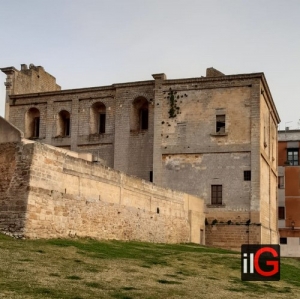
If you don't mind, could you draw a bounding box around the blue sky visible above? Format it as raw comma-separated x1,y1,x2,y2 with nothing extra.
1,0,299,129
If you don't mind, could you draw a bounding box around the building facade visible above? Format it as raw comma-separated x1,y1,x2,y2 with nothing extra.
278,130,300,256
1,64,280,250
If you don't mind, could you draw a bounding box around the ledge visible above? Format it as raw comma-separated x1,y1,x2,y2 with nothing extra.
210,132,228,137
51,136,71,146
206,204,226,208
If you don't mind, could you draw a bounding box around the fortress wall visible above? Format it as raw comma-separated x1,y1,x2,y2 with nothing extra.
20,141,204,243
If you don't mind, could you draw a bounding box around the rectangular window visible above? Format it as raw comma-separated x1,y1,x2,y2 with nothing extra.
64,118,70,136
216,115,225,133
278,207,285,220
33,117,40,138
99,113,106,133
287,149,298,165
244,171,251,181
280,237,287,244
278,176,284,188
149,171,153,182
211,185,222,205
140,109,148,130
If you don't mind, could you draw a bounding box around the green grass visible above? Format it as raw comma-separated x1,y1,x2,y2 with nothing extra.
0,233,299,298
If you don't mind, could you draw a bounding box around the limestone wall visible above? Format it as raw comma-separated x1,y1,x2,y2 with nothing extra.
0,123,204,243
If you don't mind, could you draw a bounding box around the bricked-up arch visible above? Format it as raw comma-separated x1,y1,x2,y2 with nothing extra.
25,108,40,139
57,110,70,137
130,97,149,131
90,102,106,134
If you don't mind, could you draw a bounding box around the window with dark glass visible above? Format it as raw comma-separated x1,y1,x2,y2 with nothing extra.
149,171,153,182
99,113,106,133
244,171,251,181
278,207,285,220
211,185,222,205
280,237,287,244
140,108,148,130
287,149,298,165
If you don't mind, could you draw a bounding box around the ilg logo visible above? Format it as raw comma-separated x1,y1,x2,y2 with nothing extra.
241,245,280,281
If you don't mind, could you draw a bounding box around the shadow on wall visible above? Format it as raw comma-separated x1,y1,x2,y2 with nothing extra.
0,117,29,237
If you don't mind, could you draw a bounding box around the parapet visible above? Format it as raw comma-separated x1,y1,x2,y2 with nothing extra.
206,67,225,77
1,63,61,96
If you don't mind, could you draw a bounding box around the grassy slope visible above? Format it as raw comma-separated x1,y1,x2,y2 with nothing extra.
0,233,299,299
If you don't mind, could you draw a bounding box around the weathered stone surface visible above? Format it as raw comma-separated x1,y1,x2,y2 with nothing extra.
0,65,280,249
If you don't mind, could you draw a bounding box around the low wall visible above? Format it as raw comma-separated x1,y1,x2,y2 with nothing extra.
205,211,261,250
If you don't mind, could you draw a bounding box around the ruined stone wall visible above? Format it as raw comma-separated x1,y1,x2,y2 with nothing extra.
10,65,60,95
0,117,28,235
0,142,30,236
0,136,204,243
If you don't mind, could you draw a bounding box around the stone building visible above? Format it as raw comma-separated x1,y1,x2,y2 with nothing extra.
278,129,300,256
1,64,280,250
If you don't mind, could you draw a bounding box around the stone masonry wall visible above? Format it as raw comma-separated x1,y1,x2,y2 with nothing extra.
0,139,204,243
0,142,31,236
205,224,261,251
11,65,61,95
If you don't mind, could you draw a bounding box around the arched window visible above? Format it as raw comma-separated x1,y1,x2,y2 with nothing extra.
131,97,148,131
90,102,106,134
57,110,70,137
25,108,40,138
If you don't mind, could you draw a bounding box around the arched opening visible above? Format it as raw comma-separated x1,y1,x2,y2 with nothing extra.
130,97,148,131
25,108,40,138
57,110,71,137
90,102,106,134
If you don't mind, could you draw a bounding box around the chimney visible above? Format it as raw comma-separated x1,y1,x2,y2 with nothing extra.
21,64,28,71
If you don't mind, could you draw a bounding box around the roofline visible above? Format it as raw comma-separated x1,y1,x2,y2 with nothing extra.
278,130,300,133
1,66,18,75
260,73,281,124
8,71,279,117
9,80,155,99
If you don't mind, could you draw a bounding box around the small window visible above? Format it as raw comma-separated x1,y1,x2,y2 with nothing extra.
211,185,222,205
33,116,40,138
287,149,299,166
131,97,149,131
90,102,106,134
244,171,251,181
58,110,71,137
149,171,153,182
280,237,287,244
278,207,285,220
99,113,106,134
278,176,284,189
216,115,225,133
25,107,40,139
140,109,148,130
